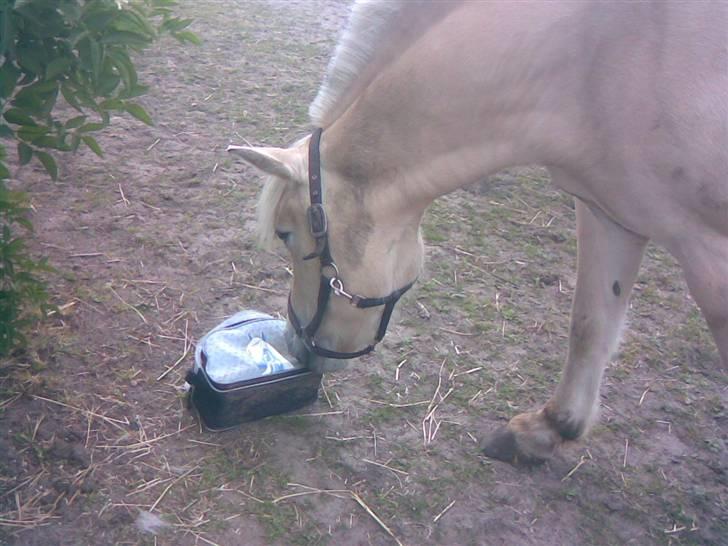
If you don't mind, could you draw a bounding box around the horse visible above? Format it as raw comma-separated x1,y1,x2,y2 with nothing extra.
228,0,728,464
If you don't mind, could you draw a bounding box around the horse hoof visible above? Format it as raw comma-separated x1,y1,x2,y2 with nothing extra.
482,425,547,466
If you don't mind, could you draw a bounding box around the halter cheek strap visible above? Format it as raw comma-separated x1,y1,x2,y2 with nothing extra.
287,128,416,360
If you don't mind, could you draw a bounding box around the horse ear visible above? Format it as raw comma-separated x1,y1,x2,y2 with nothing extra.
227,145,296,181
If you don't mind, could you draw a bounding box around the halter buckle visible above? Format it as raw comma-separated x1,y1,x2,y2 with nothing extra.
307,204,327,238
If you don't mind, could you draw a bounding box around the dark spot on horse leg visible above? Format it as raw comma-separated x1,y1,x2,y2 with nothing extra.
612,281,621,297
543,402,585,441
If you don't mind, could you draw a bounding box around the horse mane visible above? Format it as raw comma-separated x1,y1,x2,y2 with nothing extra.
309,0,460,127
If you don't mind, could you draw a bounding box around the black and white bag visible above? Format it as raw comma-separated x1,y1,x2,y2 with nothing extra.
186,311,322,431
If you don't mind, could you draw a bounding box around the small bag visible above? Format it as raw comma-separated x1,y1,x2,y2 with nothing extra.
186,311,322,431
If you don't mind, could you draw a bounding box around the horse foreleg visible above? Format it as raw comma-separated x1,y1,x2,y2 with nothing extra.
483,199,647,464
674,235,728,368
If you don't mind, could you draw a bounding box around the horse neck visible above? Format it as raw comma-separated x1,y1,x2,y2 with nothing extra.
323,1,590,211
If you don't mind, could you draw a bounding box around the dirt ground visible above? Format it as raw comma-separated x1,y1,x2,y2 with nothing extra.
1,1,726,545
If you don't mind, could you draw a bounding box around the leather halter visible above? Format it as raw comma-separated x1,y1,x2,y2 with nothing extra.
287,128,416,360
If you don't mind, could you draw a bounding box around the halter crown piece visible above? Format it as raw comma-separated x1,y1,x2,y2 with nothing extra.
286,128,416,360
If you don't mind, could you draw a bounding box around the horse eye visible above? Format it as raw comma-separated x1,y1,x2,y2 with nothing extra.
275,230,291,243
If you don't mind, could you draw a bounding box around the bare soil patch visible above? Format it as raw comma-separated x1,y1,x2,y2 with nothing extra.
1,1,725,545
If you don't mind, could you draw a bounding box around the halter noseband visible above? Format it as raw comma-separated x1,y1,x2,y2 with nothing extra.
287,127,416,360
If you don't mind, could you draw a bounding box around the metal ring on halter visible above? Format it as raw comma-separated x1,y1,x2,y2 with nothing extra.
321,262,339,280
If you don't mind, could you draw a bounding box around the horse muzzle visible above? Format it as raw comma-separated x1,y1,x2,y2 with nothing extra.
284,321,350,373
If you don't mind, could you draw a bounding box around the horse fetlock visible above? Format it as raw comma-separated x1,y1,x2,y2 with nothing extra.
543,401,588,441
482,411,563,465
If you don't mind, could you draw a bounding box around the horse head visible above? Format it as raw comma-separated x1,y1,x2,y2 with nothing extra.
229,131,423,372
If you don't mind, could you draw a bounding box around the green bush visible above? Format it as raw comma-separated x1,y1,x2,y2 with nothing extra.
0,0,198,355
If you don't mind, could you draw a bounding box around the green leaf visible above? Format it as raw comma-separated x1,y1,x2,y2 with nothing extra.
0,6,16,58
114,9,156,38
57,1,82,22
17,143,33,166
17,125,49,142
64,115,87,129
32,136,67,150
35,151,57,180
96,73,120,96
161,17,193,33
11,91,43,111
81,136,103,157
38,86,60,117
100,31,151,49
0,62,21,98
99,98,124,110
124,84,149,99
15,46,44,76
27,80,61,94
3,109,36,127
173,31,201,45
45,57,72,80
16,216,34,232
0,125,12,138
61,83,84,112
83,11,117,33
106,50,137,92
79,122,106,133
78,36,103,80
124,102,153,125
0,162,8,179
3,238,24,259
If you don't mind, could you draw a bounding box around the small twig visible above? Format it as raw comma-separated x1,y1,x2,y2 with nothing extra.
0,393,21,409
638,387,650,406
149,467,197,512
283,410,343,418
320,381,334,409
452,367,483,378
362,458,408,476
238,282,285,295
157,320,191,380
351,492,403,546
561,455,588,481
126,477,175,497
623,438,629,468
109,286,147,324
139,200,162,212
365,399,430,408
433,499,456,523
437,327,479,337
188,439,222,447
273,484,404,545
96,424,194,450
272,487,349,504
69,252,104,258
31,395,128,429
395,358,407,381
189,533,220,546
118,184,130,206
